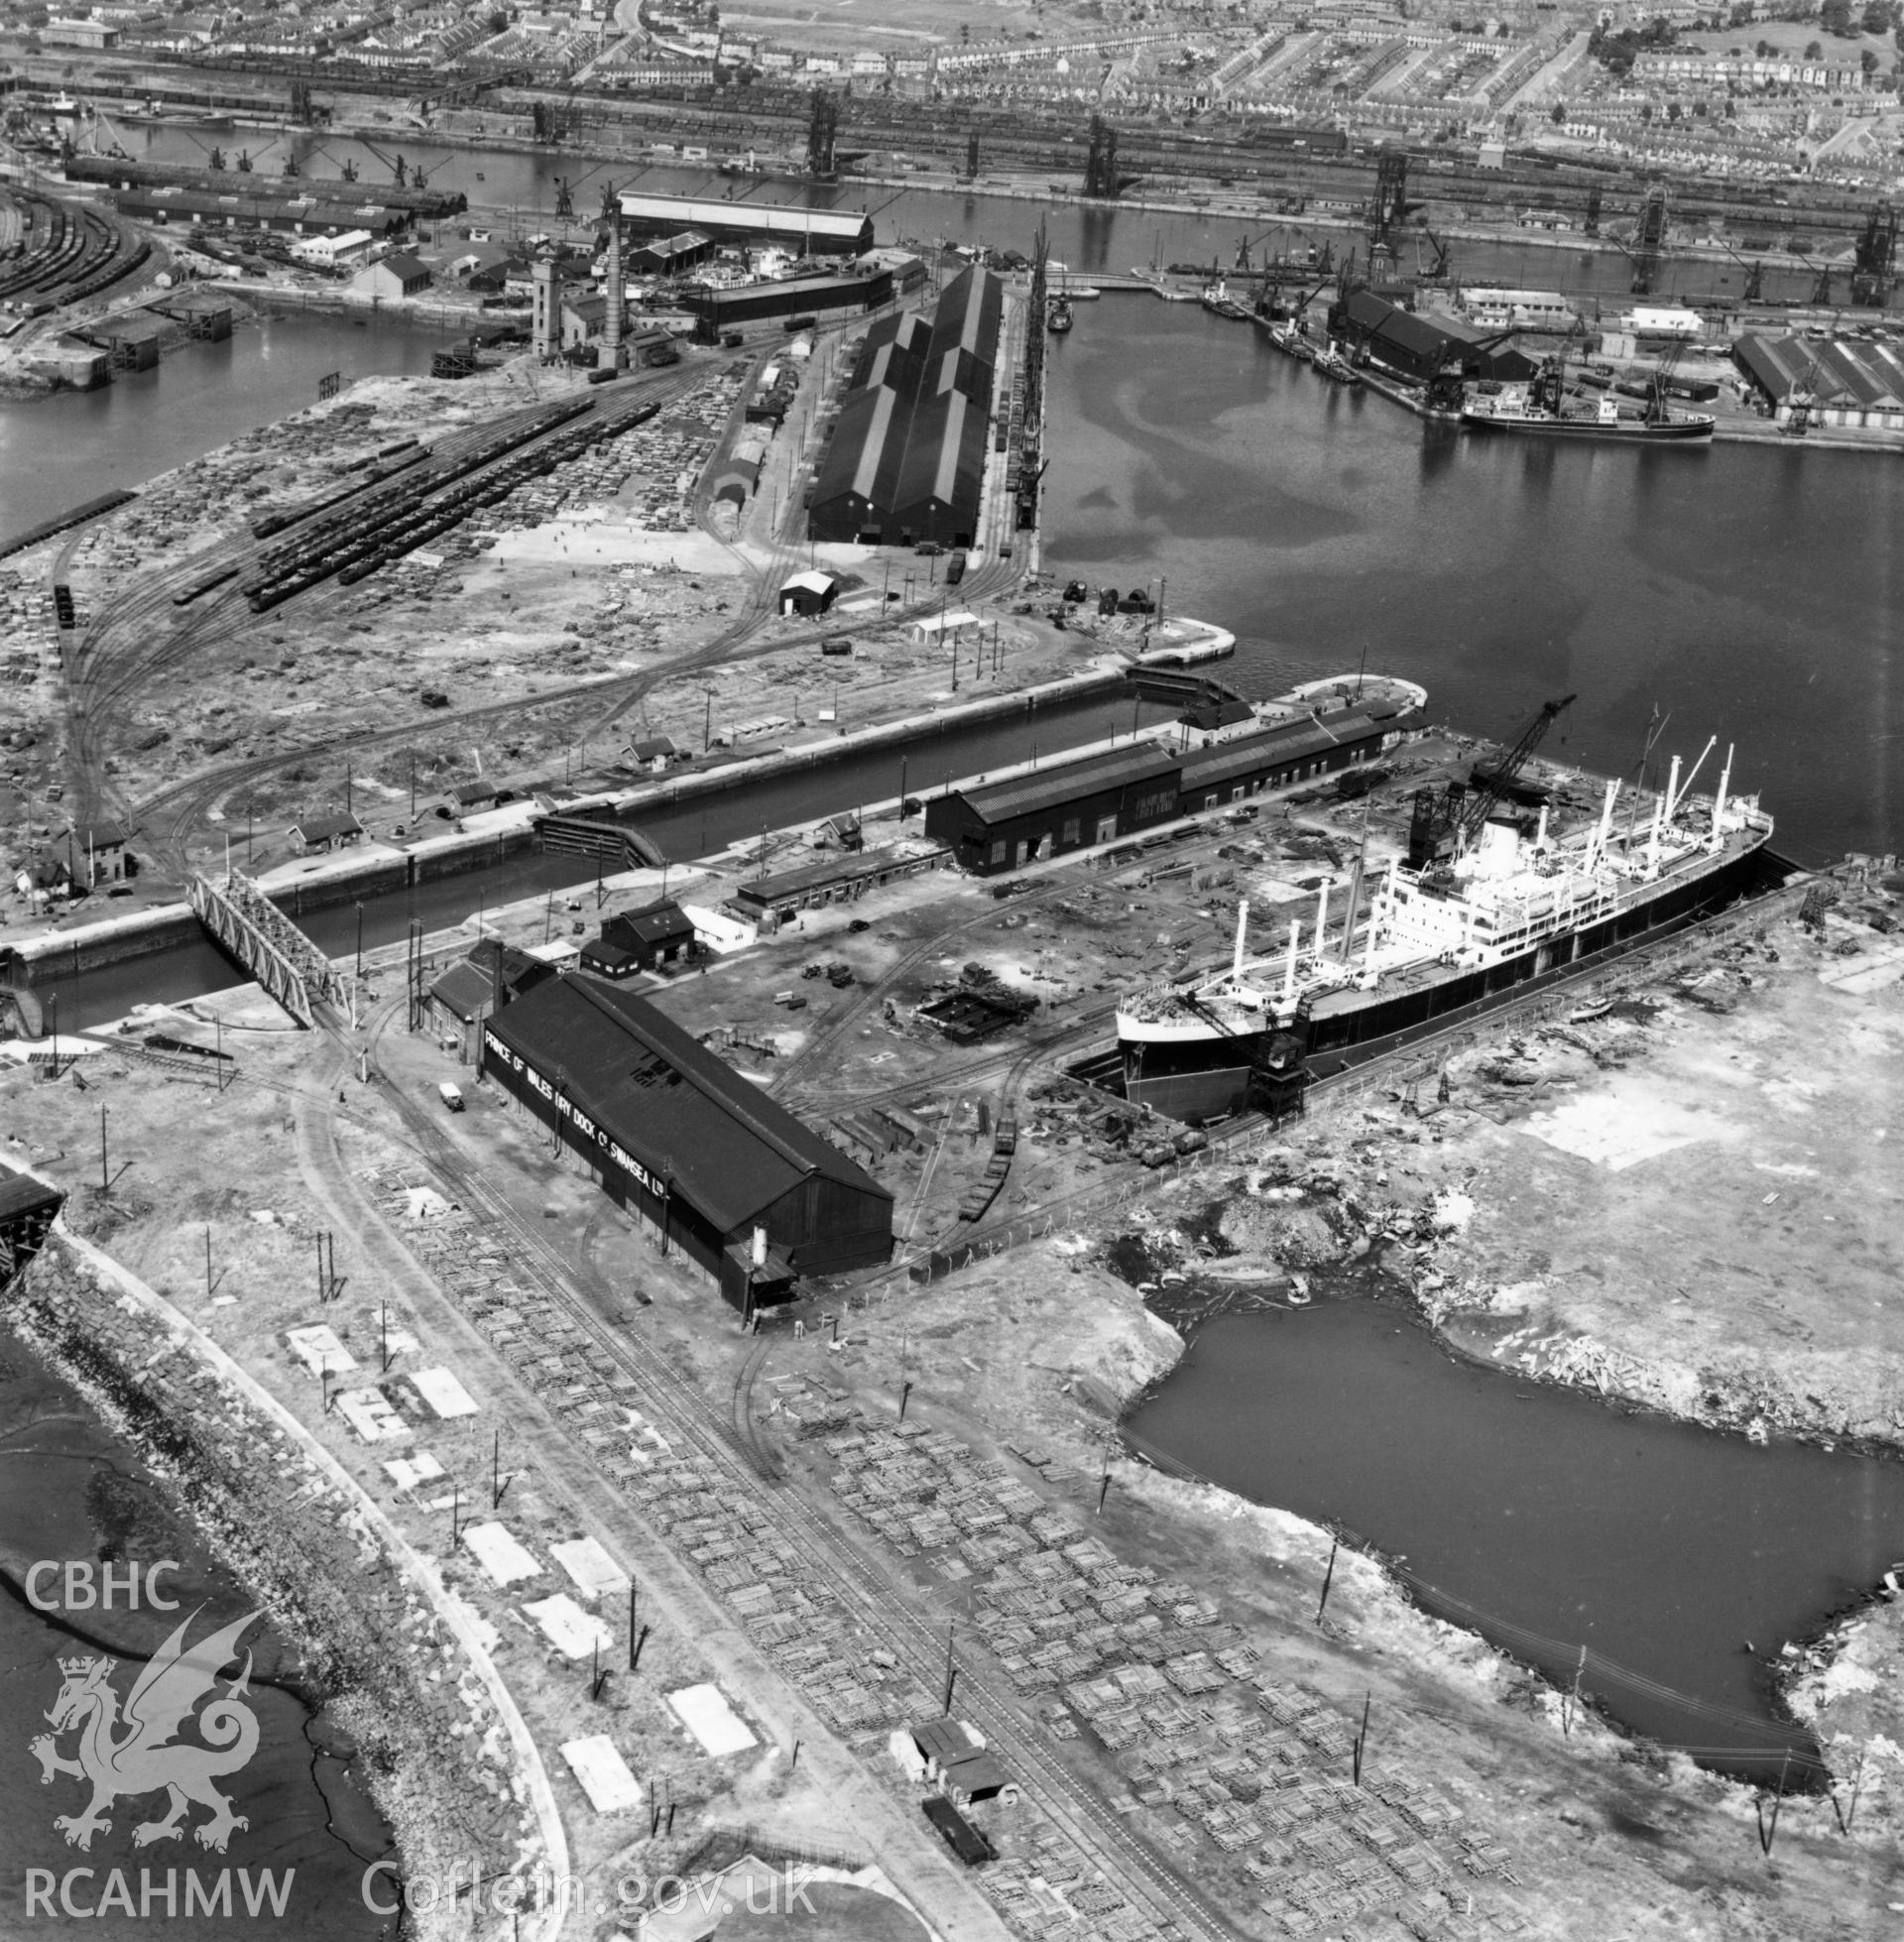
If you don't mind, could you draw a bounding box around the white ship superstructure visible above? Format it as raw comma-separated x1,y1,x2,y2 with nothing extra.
1118,740,1774,1119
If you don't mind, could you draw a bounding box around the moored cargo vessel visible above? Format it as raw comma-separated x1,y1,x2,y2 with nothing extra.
1117,706,1778,1122
1461,359,1715,441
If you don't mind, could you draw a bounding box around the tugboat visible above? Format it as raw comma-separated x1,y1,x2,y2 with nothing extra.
1461,356,1715,440
1116,697,1777,1120
1199,279,1251,321
1046,294,1074,334
1312,341,1363,387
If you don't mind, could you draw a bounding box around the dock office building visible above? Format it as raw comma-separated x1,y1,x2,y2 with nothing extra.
925,708,1404,876
481,974,893,1308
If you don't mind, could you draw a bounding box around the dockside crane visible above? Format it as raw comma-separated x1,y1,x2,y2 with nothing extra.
1781,353,1823,437
1407,695,1577,869
1850,200,1897,308
1720,241,1763,305
1789,243,1836,308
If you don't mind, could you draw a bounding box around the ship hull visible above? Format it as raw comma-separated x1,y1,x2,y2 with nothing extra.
1460,409,1715,441
1122,834,1787,1121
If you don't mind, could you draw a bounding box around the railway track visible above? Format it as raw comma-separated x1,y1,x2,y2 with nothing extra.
357,993,1236,1942
64,363,711,840
73,346,1024,874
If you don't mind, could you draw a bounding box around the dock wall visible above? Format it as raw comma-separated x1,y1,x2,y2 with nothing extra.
0,645,1229,986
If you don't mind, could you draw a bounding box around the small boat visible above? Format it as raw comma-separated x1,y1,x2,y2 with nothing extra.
1046,296,1074,334
1255,315,1315,362
1313,345,1363,387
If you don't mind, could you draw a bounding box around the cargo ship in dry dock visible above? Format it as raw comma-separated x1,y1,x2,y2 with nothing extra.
1117,699,1778,1122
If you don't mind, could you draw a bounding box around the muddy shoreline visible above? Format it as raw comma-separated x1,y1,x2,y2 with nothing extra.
2,1229,538,1937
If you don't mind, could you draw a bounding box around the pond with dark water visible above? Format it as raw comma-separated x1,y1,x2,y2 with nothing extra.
1125,1290,1904,1777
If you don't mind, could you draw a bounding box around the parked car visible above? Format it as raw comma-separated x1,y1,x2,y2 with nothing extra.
437,1082,465,1112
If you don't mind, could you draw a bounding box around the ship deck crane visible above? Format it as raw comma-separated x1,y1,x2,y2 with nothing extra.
1407,694,1577,868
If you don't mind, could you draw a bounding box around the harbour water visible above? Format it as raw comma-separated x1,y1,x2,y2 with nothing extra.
1040,301,1904,868
1125,1293,1904,1776
0,306,454,539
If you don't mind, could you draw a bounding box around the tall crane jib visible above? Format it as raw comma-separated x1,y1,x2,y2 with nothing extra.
806,89,839,179
1851,202,1898,308
1630,187,1668,296
1407,696,1577,870
1084,115,1121,199
1371,150,1408,245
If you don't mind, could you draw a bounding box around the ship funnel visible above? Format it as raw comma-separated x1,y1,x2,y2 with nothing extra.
1282,920,1301,1004
1711,744,1732,840
1663,755,1682,828
1534,804,1548,851
1233,899,1250,981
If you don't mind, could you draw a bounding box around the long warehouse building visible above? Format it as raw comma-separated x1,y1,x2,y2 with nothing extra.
1732,333,1904,430
615,189,873,256
807,265,1003,548
481,973,893,1308
924,704,1414,875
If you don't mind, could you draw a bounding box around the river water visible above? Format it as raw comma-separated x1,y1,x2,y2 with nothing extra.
1125,1295,1904,1777
0,1333,393,1934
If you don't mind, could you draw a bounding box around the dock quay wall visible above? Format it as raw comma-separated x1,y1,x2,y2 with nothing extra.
10,903,206,979
0,652,1206,987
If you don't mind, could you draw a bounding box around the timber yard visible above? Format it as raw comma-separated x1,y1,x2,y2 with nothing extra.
2,13,1904,1942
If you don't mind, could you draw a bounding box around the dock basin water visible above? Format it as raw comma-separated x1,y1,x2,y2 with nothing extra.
1125,1292,1904,1777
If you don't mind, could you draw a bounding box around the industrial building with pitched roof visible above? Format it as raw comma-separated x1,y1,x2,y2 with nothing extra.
1329,290,1538,385
806,266,1003,548
924,707,1410,875
1732,334,1904,430
481,974,893,1307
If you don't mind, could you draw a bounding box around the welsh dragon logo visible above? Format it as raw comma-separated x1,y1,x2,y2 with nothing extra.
31,1607,263,1854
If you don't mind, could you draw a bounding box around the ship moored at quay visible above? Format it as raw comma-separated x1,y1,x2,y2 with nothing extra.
1117,703,1784,1123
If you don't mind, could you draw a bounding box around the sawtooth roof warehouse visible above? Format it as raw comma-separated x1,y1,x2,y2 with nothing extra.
481,975,894,1311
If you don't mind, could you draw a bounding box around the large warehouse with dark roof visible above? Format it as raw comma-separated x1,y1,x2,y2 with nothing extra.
482,975,893,1308
807,267,1002,547
1329,290,1537,385
924,708,1410,875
